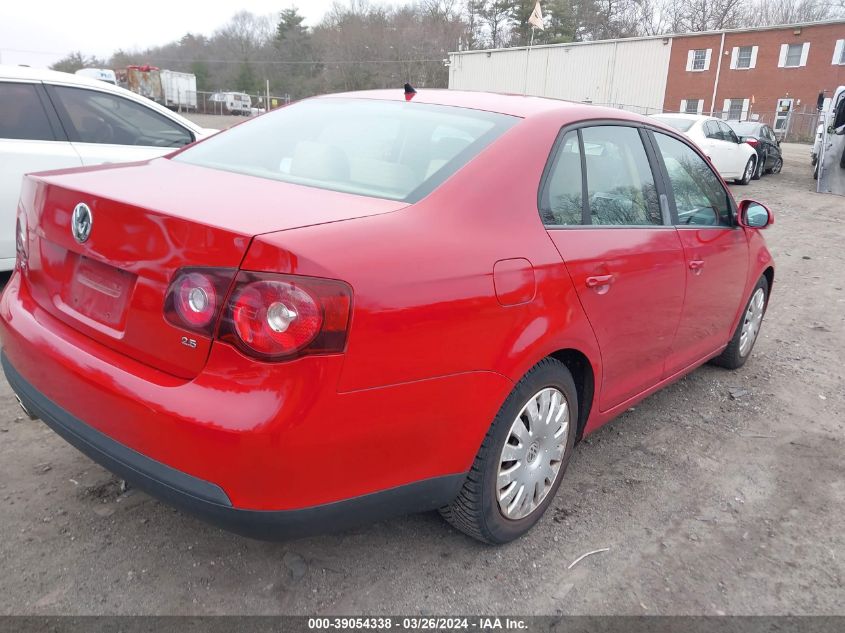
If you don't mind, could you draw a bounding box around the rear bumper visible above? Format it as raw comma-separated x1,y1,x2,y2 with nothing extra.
3,353,464,539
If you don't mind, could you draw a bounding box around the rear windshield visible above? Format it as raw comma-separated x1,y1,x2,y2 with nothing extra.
726,122,760,135
651,116,695,132
173,98,517,202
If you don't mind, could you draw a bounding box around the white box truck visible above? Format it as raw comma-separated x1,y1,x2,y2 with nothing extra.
160,70,197,111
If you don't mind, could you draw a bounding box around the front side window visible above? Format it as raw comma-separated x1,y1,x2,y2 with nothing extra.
580,126,661,226
0,82,55,141
653,132,732,228
718,121,740,143
175,98,516,202
51,86,193,148
736,46,754,68
785,43,803,67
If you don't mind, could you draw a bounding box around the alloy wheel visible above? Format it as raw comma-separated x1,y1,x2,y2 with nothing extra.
744,159,755,181
496,387,570,520
739,288,765,357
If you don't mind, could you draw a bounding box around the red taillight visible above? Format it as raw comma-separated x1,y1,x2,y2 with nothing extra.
745,137,759,147
164,268,236,336
219,272,352,361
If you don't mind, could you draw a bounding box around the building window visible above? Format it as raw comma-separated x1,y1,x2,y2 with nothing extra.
727,99,745,120
840,44,845,65
686,48,711,72
736,46,753,68
685,99,700,114
784,43,803,67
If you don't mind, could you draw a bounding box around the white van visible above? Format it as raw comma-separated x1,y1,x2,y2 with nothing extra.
209,92,252,115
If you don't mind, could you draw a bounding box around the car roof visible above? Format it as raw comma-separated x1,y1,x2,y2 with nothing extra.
725,120,762,127
319,89,651,122
0,64,114,88
650,113,712,121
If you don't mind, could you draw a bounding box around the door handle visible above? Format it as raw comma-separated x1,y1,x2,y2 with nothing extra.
689,260,705,274
585,274,614,288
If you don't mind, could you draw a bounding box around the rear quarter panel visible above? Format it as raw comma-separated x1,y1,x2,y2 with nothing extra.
241,112,604,395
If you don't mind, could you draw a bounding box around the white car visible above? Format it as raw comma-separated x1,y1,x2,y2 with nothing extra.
649,113,758,186
0,65,217,271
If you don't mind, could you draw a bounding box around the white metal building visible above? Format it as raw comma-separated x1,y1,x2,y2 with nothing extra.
448,36,673,113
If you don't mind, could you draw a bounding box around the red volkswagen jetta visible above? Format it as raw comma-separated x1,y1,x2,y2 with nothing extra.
1,90,774,543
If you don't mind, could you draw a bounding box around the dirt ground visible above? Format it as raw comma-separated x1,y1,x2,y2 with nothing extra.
0,143,842,616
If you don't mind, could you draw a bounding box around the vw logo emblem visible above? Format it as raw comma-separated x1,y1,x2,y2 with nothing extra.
526,441,540,464
71,203,93,243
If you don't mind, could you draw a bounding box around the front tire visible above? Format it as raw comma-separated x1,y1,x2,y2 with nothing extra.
711,276,769,370
440,358,578,544
752,153,764,180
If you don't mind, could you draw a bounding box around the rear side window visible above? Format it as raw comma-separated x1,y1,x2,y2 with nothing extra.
653,132,732,227
541,125,662,227
581,126,661,226
50,86,193,148
0,82,56,141
174,98,517,202
704,121,722,140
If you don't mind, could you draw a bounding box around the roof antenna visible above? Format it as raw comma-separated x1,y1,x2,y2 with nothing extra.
404,83,417,101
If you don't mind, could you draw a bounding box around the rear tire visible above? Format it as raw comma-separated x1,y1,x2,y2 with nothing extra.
735,157,755,185
767,157,783,175
439,358,578,544
711,276,769,370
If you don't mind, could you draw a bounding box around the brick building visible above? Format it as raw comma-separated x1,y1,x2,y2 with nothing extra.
664,20,845,138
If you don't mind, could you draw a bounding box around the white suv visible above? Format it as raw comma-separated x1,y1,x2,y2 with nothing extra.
0,65,216,271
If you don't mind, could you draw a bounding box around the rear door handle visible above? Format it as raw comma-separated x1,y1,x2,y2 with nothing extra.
585,274,614,288
689,260,705,273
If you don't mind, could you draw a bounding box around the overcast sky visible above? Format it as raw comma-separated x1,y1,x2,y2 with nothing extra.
1,0,411,68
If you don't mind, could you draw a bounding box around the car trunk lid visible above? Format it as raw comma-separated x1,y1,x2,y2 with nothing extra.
21,159,406,378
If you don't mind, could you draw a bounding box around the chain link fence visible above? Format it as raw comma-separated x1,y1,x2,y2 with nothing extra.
168,91,293,115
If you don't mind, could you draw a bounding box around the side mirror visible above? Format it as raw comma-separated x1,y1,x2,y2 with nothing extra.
738,200,774,229
817,92,825,111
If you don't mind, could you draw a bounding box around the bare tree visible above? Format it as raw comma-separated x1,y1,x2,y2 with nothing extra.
673,0,746,31
744,0,837,26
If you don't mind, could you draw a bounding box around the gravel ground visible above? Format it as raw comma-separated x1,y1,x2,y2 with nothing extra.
186,113,251,131
0,142,842,616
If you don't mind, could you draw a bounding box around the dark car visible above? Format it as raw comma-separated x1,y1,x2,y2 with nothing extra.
726,121,783,179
